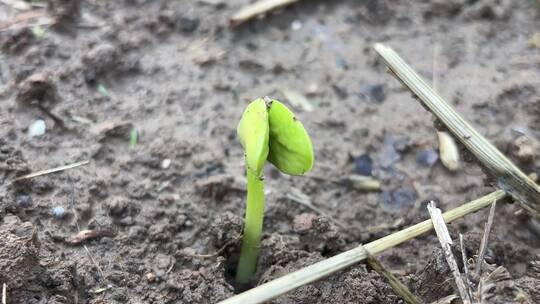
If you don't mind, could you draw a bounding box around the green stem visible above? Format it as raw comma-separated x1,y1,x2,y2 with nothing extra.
236,168,265,284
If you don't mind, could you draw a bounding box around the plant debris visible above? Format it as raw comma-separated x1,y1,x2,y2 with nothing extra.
65,229,114,245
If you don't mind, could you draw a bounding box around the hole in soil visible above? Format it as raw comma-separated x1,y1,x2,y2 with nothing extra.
320,245,333,258
221,243,266,293
224,262,252,293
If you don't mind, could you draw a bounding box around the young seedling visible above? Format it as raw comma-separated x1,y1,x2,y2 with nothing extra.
236,96,314,285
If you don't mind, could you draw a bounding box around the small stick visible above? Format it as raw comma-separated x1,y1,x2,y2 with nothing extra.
374,43,540,218
66,229,114,245
230,0,299,27
11,160,89,183
218,190,506,304
475,200,497,277
2,283,6,304
459,234,473,299
366,253,421,304
427,202,471,304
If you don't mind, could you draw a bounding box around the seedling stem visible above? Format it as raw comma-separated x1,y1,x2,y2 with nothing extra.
236,169,265,284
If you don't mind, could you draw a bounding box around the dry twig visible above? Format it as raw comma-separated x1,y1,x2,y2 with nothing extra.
459,234,473,299
366,253,421,304
427,202,471,304
11,160,90,183
230,0,299,27
475,200,497,277
2,283,6,304
66,229,114,245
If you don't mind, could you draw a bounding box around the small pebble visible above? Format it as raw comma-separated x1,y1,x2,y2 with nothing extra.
177,16,200,33
28,120,46,138
360,84,386,103
379,135,401,168
17,195,33,208
146,272,156,283
416,148,439,167
383,186,417,209
161,158,171,169
393,136,410,152
354,154,373,176
293,213,317,233
291,20,303,31
512,135,536,163
52,206,66,219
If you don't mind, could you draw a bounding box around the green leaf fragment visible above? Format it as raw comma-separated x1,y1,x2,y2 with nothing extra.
129,128,138,149
97,84,109,97
237,98,269,176
32,25,45,38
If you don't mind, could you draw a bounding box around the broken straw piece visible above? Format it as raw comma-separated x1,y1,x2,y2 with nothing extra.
427,202,471,304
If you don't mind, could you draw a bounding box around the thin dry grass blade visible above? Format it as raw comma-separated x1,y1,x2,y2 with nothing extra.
475,200,497,277
10,160,90,183
366,254,421,304
459,234,473,299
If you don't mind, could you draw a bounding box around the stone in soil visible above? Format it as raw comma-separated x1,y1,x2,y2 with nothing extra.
382,186,418,210
354,153,373,176
379,134,402,168
416,147,439,167
360,84,386,103
52,206,66,219
27,120,46,138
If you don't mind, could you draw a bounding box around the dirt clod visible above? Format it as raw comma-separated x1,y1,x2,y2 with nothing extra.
16,72,59,108
0,216,76,303
47,0,81,28
511,135,537,164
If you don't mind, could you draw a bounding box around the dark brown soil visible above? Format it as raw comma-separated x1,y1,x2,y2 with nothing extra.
1,0,540,303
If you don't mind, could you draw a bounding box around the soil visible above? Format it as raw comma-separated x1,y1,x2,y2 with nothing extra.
1,0,540,303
